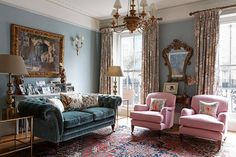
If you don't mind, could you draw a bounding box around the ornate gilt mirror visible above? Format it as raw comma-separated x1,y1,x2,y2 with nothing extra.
162,39,193,82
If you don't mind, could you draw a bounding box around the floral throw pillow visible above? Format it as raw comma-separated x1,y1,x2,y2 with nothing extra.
199,101,219,117
60,93,85,110
82,94,99,108
149,98,166,111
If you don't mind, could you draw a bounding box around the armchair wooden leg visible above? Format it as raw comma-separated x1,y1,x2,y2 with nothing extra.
111,124,115,132
217,140,222,151
131,125,134,134
180,134,183,142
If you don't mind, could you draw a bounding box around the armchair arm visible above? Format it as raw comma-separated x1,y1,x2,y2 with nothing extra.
134,104,149,111
18,98,64,143
161,106,174,113
217,112,228,124
181,108,195,116
160,106,175,128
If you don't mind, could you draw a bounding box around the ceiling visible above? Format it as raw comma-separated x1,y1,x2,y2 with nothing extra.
47,0,205,20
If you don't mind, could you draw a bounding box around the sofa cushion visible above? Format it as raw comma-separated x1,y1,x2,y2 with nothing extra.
130,111,164,123
60,93,85,110
82,107,114,121
82,94,99,108
63,111,93,129
179,114,224,132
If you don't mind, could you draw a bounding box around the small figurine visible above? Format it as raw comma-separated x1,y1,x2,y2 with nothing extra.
59,63,66,84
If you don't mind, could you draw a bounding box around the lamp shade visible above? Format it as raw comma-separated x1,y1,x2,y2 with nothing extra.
0,54,28,75
107,66,123,77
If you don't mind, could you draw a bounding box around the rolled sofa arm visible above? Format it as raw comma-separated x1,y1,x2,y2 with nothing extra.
18,98,64,143
98,95,122,110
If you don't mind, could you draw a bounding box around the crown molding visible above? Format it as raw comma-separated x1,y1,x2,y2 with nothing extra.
158,0,236,24
0,0,100,32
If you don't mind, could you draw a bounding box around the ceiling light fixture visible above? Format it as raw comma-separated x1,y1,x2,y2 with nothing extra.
111,0,162,33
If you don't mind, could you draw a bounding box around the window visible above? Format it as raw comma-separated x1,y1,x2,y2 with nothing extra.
117,32,142,106
217,17,236,113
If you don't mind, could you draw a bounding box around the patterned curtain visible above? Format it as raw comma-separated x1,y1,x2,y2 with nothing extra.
141,22,160,103
99,28,113,94
194,9,220,94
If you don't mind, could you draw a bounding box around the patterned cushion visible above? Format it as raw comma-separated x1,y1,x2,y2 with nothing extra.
60,93,85,110
149,98,166,111
199,101,219,117
82,94,99,108
47,98,64,112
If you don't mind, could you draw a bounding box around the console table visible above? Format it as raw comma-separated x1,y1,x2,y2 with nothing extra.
0,116,33,157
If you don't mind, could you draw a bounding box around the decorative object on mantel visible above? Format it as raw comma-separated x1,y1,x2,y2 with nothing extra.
13,75,25,95
107,66,124,95
111,0,162,33
71,35,84,55
59,63,66,84
11,24,64,77
162,39,193,82
0,54,28,119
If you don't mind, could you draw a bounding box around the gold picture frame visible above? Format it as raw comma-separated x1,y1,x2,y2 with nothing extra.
163,82,178,95
11,24,64,77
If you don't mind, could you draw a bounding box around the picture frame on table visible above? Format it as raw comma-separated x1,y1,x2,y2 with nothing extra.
163,82,178,95
11,24,64,77
26,84,34,95
42,86,51,94
19,84,26,95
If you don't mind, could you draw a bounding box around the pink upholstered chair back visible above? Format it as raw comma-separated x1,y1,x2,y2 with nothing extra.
191,95,228,115
146,92,176,108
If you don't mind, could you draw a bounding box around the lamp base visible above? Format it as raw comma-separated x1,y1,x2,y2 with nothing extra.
113,79,117,95
2,107,16,120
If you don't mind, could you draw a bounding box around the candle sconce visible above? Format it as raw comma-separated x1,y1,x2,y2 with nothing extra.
71,35,84,56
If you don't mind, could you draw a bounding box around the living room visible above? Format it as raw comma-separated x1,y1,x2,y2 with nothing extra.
0,0,236,156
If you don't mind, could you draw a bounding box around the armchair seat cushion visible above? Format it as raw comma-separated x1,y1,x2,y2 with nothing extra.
179,114,224,132
82,107,115,121
130,111,164,123
63,111,93,129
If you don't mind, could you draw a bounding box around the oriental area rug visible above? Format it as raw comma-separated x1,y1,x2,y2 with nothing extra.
18,125,236,157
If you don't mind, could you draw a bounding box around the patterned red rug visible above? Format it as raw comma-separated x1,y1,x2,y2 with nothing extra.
31,125,235,157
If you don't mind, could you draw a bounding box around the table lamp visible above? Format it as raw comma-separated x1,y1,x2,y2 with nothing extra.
107,66,123,95
0,54,28,119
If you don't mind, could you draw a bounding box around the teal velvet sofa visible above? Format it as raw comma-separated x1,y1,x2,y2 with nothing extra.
17,95,122,143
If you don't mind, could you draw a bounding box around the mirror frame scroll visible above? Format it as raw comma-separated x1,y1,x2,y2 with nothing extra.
162,39,193,82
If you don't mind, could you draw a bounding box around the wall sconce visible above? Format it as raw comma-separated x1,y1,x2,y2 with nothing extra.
71,35,84,56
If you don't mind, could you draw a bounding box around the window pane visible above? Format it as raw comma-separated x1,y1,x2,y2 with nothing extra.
232,23,236,64
217,21,236,113
121,33,142,105
219,24,230,65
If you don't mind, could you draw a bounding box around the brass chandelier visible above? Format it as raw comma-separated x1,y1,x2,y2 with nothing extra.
111,0,161,33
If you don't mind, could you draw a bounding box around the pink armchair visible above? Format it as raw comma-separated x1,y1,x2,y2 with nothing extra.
179,95,228,150
130,92,176,134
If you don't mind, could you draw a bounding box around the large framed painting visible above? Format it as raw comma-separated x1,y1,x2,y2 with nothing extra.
11,24,64,77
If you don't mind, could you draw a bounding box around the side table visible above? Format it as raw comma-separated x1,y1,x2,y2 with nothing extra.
0,116,33,157
176,95,192,108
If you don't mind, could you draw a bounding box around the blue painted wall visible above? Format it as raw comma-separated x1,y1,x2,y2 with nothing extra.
0,4,101,119
159,19,196,97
